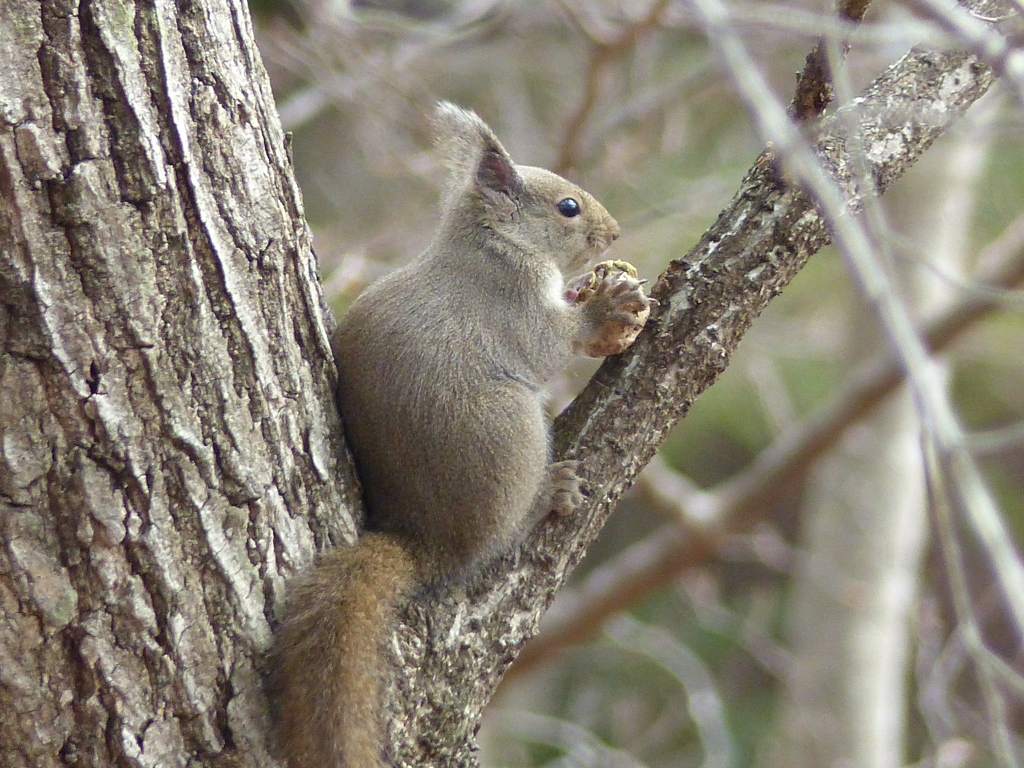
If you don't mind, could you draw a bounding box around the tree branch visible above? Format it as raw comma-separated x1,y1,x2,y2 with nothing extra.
385,47,996,765
511,208,1024,679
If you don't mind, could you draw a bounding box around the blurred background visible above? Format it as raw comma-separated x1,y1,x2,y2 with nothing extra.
249,1,1024,766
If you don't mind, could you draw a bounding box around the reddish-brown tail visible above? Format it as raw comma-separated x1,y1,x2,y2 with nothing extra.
272,532,417,768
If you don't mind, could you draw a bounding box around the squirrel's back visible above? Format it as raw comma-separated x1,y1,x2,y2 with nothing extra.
333,261,554,577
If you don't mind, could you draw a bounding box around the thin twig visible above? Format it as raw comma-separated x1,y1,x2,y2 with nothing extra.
699,0,1024,643
790,0,873,121
926,444,1024,768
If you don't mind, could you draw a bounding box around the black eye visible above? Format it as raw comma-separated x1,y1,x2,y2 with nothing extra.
556,197,581,218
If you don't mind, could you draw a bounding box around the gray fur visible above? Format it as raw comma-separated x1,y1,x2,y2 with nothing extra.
275,102,637,768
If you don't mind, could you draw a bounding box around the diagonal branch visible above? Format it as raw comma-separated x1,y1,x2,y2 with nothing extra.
386,47,997,767
512,220,1024,677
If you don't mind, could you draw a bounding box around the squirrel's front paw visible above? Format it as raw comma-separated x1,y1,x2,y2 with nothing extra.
566,260,652,357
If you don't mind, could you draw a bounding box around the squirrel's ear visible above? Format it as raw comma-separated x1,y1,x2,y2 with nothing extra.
476,146,520,197
432,101,521,197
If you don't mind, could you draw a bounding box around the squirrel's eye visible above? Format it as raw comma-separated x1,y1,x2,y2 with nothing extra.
556,197,581,218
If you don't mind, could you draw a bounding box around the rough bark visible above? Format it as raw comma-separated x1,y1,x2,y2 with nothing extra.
0,1,357,766
0,1,999,767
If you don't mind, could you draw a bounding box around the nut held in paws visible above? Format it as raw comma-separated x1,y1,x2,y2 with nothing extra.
566,260,652,357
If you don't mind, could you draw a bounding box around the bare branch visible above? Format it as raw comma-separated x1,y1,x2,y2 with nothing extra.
384,42,997,763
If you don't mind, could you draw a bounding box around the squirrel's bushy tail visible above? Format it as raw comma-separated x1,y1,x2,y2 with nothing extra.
272,532,417,768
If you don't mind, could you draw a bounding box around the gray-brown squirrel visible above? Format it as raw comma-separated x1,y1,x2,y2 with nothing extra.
272,102,650,768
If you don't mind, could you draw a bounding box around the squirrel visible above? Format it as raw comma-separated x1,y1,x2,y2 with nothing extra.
271,102,650,768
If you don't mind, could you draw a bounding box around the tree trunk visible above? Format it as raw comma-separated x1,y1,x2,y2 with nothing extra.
0,0,999,766
0,1,355,765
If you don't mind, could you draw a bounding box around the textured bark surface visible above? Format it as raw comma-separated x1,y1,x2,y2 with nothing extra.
0,2,998,767
0,1,358,766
